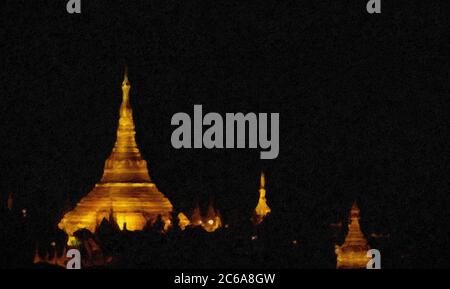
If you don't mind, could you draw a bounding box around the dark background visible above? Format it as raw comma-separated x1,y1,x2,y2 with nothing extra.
0,0,449,267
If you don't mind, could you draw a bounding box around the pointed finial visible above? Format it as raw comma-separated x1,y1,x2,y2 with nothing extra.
260,171,265,189
120,66,131,106
351,200,359,211
350,200,360,220
122,66,130,87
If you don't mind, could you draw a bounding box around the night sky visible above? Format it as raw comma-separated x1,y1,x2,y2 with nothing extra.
1,0,449,267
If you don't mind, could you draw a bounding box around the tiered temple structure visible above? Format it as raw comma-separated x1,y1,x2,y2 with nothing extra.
188,201,222,232
58,70,173,242
253,172,271,224
335,201,371,269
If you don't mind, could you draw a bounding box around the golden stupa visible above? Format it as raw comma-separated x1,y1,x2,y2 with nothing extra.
253,172,271,224
58,70,173,240
335,201,371,269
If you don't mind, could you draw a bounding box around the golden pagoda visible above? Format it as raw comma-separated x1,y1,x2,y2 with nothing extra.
58,70,173,241
335,201,371,269
253,172,271,224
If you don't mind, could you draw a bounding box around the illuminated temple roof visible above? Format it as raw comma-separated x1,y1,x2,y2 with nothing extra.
335,201,371,269
58,70,173,239
188,201,222,232
253,172,271,224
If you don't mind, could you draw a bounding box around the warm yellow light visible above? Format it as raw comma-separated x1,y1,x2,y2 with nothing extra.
178,212,191,230
335,202,371,269
254,171,271,224
186,202,222,232
58,70,173,241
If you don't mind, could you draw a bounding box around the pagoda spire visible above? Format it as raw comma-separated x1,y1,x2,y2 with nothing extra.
58,71,173,240
253,171,271,224
113,67,139,154
121,67,131,108
260,171,265,189
100,68,150,182
335,201,371,269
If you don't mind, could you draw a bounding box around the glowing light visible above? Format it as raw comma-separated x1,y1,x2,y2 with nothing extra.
335,202,371,269
253,172,271,224
177,212,191,230
185,202,222,232
58,70,173,240
68,236,79,247
202,202,222,232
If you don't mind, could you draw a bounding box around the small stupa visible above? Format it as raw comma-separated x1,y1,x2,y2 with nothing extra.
253,172,271,224
335,201,371,269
